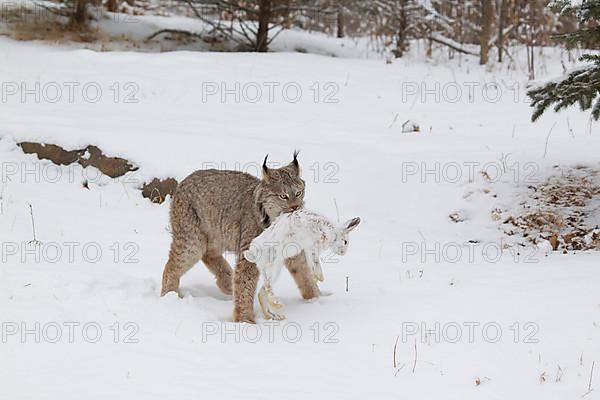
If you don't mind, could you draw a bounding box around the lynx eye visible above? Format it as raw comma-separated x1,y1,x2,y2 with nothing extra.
295,190,303,197
279,194,289,200
343,239,348,245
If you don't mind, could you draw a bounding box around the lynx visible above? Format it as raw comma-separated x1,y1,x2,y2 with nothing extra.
160,152,318,323
244,209,361,320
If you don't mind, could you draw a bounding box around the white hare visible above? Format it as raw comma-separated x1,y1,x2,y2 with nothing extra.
244,209,360,320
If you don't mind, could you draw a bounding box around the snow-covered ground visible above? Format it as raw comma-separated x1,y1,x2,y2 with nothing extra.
0,29,599,400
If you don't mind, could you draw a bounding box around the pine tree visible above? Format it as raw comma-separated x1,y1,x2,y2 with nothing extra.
180,0,306,52
353,0,423,57
356,0,453,58
528,0,600,121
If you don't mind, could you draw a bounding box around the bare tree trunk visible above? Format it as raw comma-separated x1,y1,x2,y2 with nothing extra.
480,0,494,65
256,0,272,52
426,37,433,59
527,43,535,80
337,4,345,38
393,0,408,58
107,0,118,13
72,0,89,26
497,0,508,62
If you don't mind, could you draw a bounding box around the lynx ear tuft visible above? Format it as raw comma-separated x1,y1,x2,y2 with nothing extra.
290,149,300,176
262,154,270,181
343,217,361,232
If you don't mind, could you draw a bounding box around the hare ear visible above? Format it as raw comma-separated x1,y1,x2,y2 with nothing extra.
343,217,361,232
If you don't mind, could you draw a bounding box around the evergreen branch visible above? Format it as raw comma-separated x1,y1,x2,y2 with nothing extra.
528,58,600,121
529,0,600,122
552,26,600,46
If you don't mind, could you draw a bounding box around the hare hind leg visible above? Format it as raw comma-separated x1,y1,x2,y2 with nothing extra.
258,262,285,320
258,286,286,320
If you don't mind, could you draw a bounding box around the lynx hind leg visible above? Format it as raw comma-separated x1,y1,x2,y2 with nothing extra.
161,236,206,296
161,196,206,296
202,249,233,295
258,285,285,321
285,252,321,300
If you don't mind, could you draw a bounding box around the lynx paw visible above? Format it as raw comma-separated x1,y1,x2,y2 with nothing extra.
160,284,180,297
233,309,256,324
160,291,181,302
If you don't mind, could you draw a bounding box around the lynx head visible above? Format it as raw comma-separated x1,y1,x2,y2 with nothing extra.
256,151,305,224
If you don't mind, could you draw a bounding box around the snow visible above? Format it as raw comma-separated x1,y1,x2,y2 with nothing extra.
0,27,599,400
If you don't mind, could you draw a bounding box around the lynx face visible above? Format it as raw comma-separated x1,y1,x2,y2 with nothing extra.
257,153,306,221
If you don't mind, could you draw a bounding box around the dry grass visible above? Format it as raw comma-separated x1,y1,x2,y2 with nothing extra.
2,20,104,43
502,167,600,252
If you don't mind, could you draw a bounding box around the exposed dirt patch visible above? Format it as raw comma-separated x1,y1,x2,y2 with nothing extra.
17,141,177,204
18,142,83,165
501,167,600,252
19,142,138,177
4,21,102,43
141,178,178,204
78,145,138,178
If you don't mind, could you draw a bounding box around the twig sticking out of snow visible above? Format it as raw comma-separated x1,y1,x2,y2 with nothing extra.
389,113,399,129
590,361,596,392
333,197,340,224
543,122,557,158
556,365,564,383
27,203,41,246
412,339,418,374
583,361,595,397
393,336,399,369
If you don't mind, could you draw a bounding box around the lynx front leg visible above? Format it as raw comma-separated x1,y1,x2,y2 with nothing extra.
160,197,206,296
233,258,259,323
285,251,320,300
